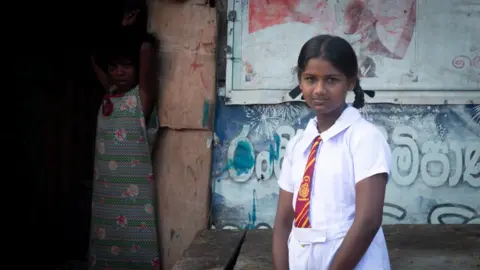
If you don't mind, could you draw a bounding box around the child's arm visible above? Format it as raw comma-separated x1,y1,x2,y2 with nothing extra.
91,55,113,90
328,127,391,270
272,189,294,270
272,134,299,270
328,174,387,270
138,41,157,121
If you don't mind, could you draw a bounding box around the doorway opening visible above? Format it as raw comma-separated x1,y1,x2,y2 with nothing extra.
19,0,128,268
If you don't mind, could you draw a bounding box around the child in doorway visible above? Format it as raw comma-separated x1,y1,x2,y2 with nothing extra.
92,0,157,122
89,34,159,270
272,35,391,270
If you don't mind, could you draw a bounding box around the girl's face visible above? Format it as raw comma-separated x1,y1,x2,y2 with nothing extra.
108,60,137,91
122,9,140,26
299,58,355,114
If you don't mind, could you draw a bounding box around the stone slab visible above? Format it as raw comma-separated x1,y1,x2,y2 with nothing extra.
234,230,273,270
172,229,246,270
233,225,480,270
384,225,480,270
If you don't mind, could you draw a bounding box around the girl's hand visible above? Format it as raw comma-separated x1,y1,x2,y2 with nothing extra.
122,10,140,26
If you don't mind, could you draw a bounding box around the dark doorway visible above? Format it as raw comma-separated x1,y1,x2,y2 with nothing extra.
18,1,123,268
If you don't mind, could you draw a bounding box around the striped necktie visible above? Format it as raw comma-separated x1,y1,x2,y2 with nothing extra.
294,135,322,228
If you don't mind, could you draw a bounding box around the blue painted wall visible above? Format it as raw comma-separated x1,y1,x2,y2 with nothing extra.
211,99,480,229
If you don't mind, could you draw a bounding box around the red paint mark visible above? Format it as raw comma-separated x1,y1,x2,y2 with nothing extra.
377,15,398,25
248,0,314,33
191,29,205,72
385,29,399,35
452,55,480,70
344,0,370,34
473,56,480,69
452,55,471,69
244,62,254,74
200,71,207,89
248,0,416,60
344,0,416,59
389,0,416,59
315,1,326,9
191,60,203,71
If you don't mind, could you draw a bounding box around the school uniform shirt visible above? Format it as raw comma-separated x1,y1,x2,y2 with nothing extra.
278,106,392,270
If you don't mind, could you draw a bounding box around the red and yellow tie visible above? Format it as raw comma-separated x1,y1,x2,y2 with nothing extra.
294,136,322,228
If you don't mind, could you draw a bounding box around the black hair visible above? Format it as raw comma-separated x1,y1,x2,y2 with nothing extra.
123,0,143,12
96,29,141,74
295,34,371,109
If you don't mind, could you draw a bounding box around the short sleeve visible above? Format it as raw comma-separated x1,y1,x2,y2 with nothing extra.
277,134,301,193
351,126,392,184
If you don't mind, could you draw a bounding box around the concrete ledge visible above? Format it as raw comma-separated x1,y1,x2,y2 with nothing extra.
233,229,272,270
174,225,480,270
172,229,245,270
384,225,480,270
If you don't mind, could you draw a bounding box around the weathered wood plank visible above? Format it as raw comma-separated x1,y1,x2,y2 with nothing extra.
151,0,216,130
172,229,246,270
155,129,213,269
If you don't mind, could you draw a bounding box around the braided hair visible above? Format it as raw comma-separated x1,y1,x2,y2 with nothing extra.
352,79,364,109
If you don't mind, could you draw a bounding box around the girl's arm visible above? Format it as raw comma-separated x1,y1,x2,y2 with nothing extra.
273,134,299,270
328,174,387,270
272,189,294,270
138,41,157,120
91,55,112,90
328,127,391,270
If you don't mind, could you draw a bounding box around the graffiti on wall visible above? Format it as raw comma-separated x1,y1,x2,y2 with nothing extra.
211,101,480,229
249,0,416,74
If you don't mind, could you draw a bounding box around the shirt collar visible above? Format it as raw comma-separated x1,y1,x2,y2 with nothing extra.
298,106,362,154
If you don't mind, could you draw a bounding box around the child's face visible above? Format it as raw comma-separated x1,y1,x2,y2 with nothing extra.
122,9,140,26
108,60,137,91
299,58,355,114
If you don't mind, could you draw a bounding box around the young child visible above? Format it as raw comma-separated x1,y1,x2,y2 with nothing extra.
89,36,160,270
272,35,391,270
92,0,157,121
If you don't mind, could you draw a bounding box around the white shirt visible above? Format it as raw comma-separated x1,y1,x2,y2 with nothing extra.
278,106,391,229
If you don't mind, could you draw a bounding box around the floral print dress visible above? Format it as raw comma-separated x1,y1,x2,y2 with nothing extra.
89,85,159,270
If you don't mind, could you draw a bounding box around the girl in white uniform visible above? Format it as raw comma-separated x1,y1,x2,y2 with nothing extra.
272,35,392,270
